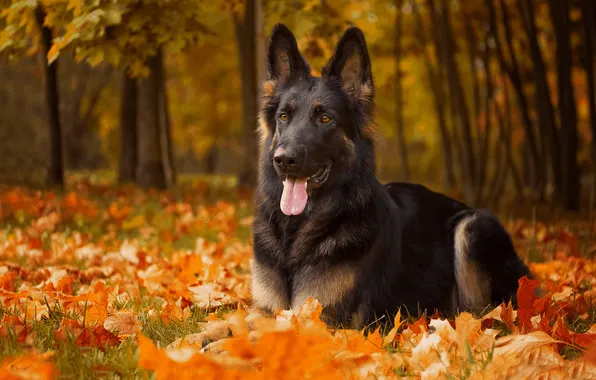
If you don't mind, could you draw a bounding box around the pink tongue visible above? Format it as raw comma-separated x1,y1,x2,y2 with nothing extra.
280,178,308,216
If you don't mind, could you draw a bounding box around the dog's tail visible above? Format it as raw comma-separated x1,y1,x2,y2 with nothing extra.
450,209,532,312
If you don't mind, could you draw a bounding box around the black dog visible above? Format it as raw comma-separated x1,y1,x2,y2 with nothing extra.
251,23,530,328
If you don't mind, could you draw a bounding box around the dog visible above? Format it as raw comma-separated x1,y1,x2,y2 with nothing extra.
250,23,531,329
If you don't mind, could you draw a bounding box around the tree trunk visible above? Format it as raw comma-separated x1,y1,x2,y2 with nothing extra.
417,0,456,189
489,0,542,194
463,16,481,126
518,0,562,202
34,5,64,188
156,46,176,187
394,0,409,181
492,75,524,199
475,30,494,203
234,0,259,188
136,54,167,189
119,73,137,183
438,0,476,202
582,0,596,175
549,0,580,211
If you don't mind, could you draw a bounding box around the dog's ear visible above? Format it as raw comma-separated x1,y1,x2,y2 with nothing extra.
267,23,310,84
322,26,374,103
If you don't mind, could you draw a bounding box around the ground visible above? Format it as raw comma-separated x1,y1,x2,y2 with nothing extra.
1,174,596,379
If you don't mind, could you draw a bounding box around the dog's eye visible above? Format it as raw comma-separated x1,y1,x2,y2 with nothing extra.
279,113,287,122
320,115,331,123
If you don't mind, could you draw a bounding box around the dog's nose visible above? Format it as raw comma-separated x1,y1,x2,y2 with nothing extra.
273,147,297,172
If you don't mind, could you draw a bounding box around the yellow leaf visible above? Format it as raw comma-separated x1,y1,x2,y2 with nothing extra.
382,308,403,346
122,215,146,230
67,0,82,17
47,43,60,64
455,312,481,357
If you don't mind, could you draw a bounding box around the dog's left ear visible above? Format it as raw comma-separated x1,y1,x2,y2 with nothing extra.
322,26,374,103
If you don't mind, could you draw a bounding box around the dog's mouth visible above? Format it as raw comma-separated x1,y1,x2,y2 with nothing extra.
280,162,332,216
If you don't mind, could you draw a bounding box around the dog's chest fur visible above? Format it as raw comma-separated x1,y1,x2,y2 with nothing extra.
251,201,371,321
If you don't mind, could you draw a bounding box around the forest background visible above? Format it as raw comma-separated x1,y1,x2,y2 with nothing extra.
2,0,596,214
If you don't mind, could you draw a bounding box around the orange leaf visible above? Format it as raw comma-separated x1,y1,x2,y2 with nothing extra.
0,352,58,380
0,272,15,291
76,326,120,349
455,312,481,356
103,311,142,336
409,316,429,334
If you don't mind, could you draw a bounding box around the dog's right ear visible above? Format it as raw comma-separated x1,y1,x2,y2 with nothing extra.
267,23,310,84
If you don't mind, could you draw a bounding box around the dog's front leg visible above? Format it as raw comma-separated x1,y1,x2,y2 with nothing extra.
250,259,290,315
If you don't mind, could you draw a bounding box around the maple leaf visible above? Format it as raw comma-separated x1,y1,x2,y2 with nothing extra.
0,272,16,291
455,312,481,357
103,311,141,336
76,326,120,350
516,276,540,333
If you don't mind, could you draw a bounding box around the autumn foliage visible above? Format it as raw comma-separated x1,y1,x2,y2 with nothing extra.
0,180,594,378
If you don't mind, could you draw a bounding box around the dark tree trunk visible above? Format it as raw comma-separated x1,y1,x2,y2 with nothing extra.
136,54,166,189
395,0,409,181
438,0,476,202
489,0,542,194
492,75,524,199
549,0,580,211
475,30,494,203
417,0,456,189
119,73,137,183
463,16,481,125
582,0,596,173
34,6,64,188
234,0,259,188
518,0,562,202
156,46,176,187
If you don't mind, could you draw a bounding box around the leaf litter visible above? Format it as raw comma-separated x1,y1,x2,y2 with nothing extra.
0,181,596,379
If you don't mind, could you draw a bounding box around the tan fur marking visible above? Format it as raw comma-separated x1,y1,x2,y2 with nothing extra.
291,264,356,311
360,122,382,144
349,304,367,329
263,80,276,97
454,215,491,311
359,82,373,102
251,260,289,313
257,111,270,148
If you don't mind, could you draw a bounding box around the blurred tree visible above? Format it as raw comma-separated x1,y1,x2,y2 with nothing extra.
394,0,409,181
412,0,455,189
234,0,259,188
548,0,579,211
436,0,476,202
518,0,561,200
582,0,596,174
34,4,64,187
119,73,137,183
487,0,541,194
136,49,166,189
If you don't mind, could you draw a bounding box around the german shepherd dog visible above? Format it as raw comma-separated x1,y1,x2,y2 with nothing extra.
251,23,530,329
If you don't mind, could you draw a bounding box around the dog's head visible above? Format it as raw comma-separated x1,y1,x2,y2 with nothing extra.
258,24,377,216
